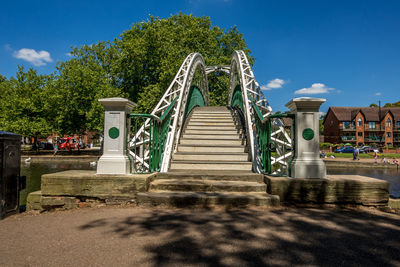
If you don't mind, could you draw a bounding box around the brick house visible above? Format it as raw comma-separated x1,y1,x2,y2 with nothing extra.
323,107,400,147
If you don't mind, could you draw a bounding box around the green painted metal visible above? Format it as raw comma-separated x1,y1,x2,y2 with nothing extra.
129,97,178,173
184,85,206,118
108,127,119,139
249,97,295,175
302,128,314,141
231,85,244,112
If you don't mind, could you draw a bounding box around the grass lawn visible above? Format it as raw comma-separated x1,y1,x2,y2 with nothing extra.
326,152,400,159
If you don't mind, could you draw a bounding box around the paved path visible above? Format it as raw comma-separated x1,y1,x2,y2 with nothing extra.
1,206,400,266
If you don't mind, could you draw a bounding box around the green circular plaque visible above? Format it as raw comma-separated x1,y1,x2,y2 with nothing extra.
302,128,314,141
109,127,119,139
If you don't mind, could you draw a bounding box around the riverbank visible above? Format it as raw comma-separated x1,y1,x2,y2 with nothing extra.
0,206,399,266
323,157,400,169
21,154,99,163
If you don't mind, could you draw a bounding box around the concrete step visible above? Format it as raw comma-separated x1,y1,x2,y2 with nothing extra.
179,139,242,145
187,120,235,127
191,114,232,119
194,106,229,112
136,191,280,207
150,179,266,192
185,125,238,130
184,129,239,135
181,134,240,140
172,152,248,161
155,171,264,182
177,145,245,153
189,118,233,122
170,160,252,171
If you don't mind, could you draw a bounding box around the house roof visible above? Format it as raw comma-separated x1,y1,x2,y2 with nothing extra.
328,107,400,122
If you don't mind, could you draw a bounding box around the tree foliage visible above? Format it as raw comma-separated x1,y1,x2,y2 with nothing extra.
0,13,252,137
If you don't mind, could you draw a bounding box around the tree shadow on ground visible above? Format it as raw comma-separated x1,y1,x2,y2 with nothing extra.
79,207,400,266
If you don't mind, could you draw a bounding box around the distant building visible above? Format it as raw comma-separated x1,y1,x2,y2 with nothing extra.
323,107,400,147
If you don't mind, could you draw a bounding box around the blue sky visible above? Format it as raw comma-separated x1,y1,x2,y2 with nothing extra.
1,0,399,113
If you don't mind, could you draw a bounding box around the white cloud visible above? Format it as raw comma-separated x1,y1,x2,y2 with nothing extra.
294,83,334,95
261,78,285,90
65,52,73,57
13,48,53,66
375,92,382,96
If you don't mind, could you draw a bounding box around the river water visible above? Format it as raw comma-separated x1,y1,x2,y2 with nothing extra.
18,162,400,206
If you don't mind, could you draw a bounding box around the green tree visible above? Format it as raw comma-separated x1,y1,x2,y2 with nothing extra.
53,53,124,135
69,13,253,113
0,67,54,142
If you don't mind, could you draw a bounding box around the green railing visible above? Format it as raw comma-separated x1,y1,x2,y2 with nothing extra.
129,97,177,173
249,97,295,175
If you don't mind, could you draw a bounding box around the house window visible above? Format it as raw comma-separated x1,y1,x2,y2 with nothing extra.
395,121,400,128
386,118,391,127
368,122,376,129
343,121,351,129
387,132,391,137
358,132,363,137
358,118,362,126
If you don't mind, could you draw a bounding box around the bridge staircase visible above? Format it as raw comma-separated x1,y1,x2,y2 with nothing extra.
137,106,280,207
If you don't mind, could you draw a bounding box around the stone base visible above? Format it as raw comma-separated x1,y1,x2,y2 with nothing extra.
265,175,389,206
41,170,156,198
389,198,400,212
290,158,327,179
26,191,42,211
97,155,131,175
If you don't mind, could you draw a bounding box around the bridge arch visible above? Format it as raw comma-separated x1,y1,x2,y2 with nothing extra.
129,52,209,172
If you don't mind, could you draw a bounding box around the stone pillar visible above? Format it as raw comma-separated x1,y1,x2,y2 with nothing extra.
285,97,326,178
97,97,136,175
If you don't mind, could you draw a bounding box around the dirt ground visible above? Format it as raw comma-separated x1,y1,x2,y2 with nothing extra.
0,206,399,266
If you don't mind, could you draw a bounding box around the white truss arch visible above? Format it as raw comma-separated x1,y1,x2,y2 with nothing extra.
129,53,209,173
229,50,292,174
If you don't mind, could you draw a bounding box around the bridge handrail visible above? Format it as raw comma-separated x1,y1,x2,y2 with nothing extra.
249,97,295,175
129,97,178,173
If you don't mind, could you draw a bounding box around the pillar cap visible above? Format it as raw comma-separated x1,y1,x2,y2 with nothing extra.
285,97,326,111
98,97,137,111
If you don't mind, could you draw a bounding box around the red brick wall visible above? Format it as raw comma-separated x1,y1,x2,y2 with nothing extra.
323,109,340,143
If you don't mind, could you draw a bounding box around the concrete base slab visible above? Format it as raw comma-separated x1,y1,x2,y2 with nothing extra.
265,175,389,206
26,190,42,211
137,192,280,208
41,170,156,198
41,196,78,210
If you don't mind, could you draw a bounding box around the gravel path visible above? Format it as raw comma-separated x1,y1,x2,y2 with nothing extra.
1,206,400,266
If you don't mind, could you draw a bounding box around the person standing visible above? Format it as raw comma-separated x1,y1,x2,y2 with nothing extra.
53,141,58,156
355,146,360,160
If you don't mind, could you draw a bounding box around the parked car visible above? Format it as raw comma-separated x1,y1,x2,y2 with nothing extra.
334,146,354,153
359,146,380,153
58,137,79,150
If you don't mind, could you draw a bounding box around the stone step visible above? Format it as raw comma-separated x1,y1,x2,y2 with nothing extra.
181,134,240,140
172,152,248,161
189,118,233,122
194,106,229,111
136,191,280,207
179,138,242,145
188,121,235,126
177,145,245,153
184,129,239,135
185,125,238,130
150,179,266,192
155,171,264,182
191,114,232,119
170,160,252,171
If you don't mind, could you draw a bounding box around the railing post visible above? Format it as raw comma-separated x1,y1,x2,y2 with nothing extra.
97,97,136,175
285,97,326,178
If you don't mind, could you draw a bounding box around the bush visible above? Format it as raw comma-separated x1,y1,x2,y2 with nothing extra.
320,142,332,149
